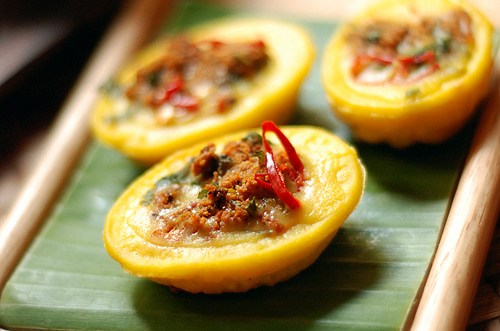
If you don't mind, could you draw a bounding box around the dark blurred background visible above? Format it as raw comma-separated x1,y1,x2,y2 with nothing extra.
0,0,125,156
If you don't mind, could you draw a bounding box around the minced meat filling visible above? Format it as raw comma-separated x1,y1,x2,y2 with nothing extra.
348,9,474,83
145,133,300,242
125,37,269,124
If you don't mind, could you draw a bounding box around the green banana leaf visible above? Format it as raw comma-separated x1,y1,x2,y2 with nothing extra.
0,2,478,330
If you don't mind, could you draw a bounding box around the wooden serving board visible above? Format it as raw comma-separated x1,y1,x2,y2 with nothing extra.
1,1,500,330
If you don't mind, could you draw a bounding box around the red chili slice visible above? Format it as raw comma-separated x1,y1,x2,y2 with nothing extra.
399,50,436,65
166,75,183,98
352,50,440,83
209,40,224,48
157,74,200,111
254,173,274,191
255,121,304,209
352,53,395,77
171,93,200,111
251,40,266,49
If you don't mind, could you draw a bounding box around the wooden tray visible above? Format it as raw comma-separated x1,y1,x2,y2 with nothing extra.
1,0,500,330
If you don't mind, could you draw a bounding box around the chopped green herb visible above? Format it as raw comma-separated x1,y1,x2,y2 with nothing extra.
198,188,209,199
365,29,381,44
229,200,243,208
252,150,266,165
140,189,156,206
146,70,162,87
141,160,194,206
234,55,251,65
155,162,192,190
406,88,420,98
99,79,123,97
246,196,257,213
217,154,233,173
242,132,263,145
104,105,139,124
433,25,452,54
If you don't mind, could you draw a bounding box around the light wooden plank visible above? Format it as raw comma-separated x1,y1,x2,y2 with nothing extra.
0,0,172,291
411,65,500,330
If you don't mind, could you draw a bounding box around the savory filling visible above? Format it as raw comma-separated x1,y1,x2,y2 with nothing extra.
104,37,269,125
348,9,474,85
141,125,304,243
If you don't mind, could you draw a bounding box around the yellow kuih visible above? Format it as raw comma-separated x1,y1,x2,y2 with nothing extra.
322,0,493,148
104,123,365,293
92,18,314,164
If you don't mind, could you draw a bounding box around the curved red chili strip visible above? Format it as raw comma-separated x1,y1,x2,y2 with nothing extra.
353,50,441,83
262,121,304,174
398,50,436,65
366,53,395,64
259,121,303,209
352,53,395,77
172,93,200,111
162,74,184,103
254,173,274,192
